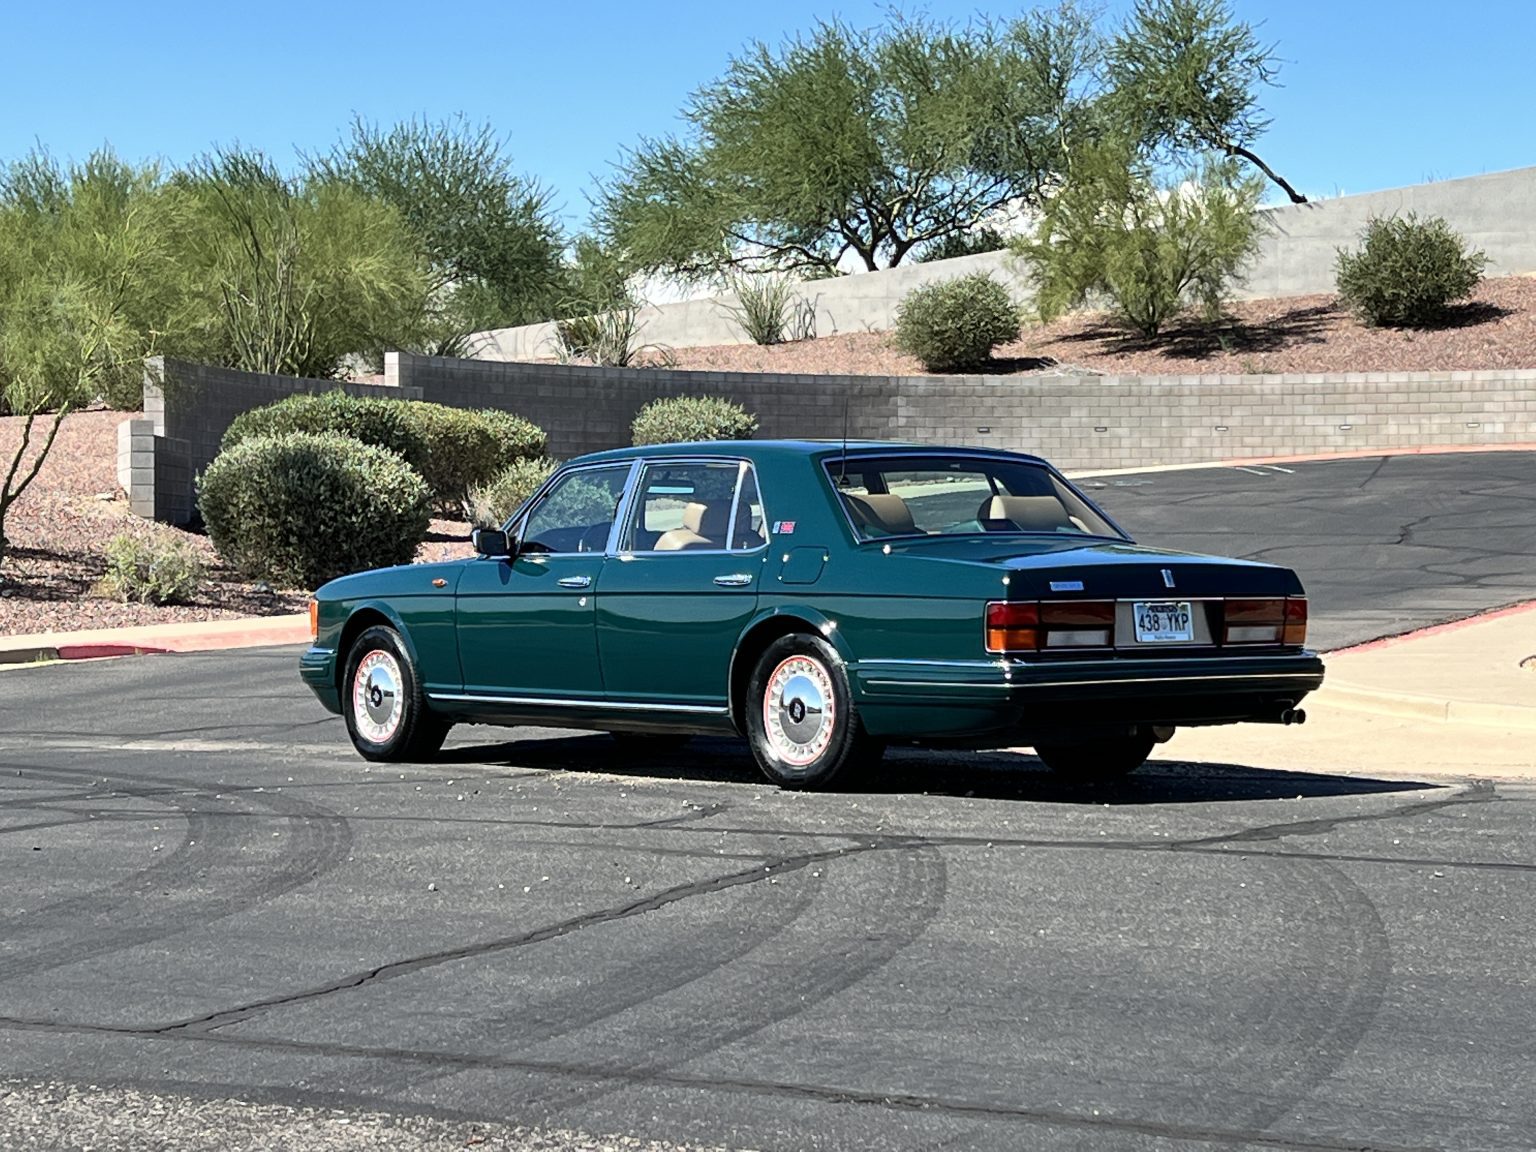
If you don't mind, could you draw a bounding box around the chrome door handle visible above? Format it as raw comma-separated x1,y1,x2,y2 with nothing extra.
713,574,754,587
557,575,592,589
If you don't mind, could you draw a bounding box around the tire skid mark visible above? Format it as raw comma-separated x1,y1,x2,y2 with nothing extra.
154,838,873,1036
0,1014,1439,1152
479,841,949,1122
351,829,825,1098
1193,855,1392,1149
0,765,352,985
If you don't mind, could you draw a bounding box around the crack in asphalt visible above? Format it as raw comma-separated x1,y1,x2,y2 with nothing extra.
0,1014,1441,1152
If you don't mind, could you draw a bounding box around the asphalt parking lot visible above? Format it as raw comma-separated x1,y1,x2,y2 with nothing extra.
2,452,1535,1151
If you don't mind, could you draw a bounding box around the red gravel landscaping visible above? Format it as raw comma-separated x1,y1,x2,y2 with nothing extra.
2,278,1531,637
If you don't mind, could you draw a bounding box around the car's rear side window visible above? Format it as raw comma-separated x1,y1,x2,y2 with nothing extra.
828,456,1122,541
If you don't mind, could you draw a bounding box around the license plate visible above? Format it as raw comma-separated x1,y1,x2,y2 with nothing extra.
1133,601,1194,643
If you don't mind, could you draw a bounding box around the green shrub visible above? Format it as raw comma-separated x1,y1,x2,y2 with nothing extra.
915,227,1007,262
220,391,547,513
221,390,425,463
100,529,206,605
721,273,816,345
198,431,431,588
1335,214,1488,328
409,404,548,512
892,274,1021,372
631,396,759,446
468,456,560,528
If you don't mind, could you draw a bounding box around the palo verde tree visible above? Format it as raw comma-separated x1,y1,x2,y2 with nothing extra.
1105,0,1306,203
0,152,168,565
314,116,568,342
596,12,1088,279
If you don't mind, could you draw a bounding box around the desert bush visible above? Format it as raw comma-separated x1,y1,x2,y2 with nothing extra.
198,431,430,588
1335,214,1488,328
468,456,560,528
915,227,1007,262
554,305,647,366
100,529,206,605
408,404,547,512
721,273,817,345
631,396,759,446
221,390,424,462
892,274,1020,372
1019,153,1264,339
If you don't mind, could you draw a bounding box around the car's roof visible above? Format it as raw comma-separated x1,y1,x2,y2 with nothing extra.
570,439,1052,468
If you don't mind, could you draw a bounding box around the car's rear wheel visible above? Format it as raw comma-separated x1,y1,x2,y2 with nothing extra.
1032,731,1155,778
746,634,882,790
343,625,450,762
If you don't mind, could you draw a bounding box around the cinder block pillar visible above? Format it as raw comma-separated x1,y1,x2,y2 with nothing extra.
117,418,157,519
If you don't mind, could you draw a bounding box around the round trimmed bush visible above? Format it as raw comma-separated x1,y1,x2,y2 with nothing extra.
198,431,431,589
468,456,561,528
1335,214,1488,328
410,404,548,510
892,274,1021,373
631,396,759,446
221,390,426,463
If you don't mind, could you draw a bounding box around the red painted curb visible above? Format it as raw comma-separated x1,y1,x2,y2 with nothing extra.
1327,599,1536,656
55,643,171,661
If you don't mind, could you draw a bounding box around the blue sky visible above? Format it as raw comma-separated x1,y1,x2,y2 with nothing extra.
5,0,1533,230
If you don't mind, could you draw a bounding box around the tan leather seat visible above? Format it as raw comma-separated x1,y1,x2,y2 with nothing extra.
980,494,1071,532
654,502,731,551
844,492,916,536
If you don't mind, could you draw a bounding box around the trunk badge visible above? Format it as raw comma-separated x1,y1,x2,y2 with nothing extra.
1161,568,1176,588
1049,580,1084,592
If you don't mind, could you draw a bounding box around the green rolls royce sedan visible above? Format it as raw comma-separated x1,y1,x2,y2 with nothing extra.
300,440,1324,788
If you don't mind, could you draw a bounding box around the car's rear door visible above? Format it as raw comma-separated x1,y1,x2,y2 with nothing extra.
595,458,767,708
456,462,632,700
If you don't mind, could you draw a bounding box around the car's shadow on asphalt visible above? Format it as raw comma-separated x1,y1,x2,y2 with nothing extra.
436,732,1437,805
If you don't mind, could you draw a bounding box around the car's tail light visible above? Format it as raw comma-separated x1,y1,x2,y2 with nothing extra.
1222,598,1284,643
986,601,1116,653
1223,597,1307,645
1039,600,1116,648
1283,597,1308,646
985,601,1039,653
309,599,319,639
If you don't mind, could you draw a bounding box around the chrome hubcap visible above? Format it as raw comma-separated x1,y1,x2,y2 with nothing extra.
763,655,834,767
352,650,403,744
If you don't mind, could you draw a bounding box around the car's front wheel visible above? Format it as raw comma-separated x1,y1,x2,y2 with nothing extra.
343,625,450,762
1032,731,1155,778
746,634,882,789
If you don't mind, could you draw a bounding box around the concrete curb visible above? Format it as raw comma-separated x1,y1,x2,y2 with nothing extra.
0,614,311,665
1321,681,1536,730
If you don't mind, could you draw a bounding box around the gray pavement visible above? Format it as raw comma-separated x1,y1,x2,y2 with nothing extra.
1083,451,1536,649
2,649,1535,1151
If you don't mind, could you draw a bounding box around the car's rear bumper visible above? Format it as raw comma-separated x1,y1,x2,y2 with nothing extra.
851,651,1325,739
300,646,341,714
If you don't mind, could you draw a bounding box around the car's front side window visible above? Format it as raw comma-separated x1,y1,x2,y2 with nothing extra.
623,460,766,553
519,464,631,554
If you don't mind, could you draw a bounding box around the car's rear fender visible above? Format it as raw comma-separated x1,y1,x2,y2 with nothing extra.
728,605,857,735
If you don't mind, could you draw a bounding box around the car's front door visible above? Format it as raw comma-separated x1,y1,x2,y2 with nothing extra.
595,459,768,708
456,462,633,699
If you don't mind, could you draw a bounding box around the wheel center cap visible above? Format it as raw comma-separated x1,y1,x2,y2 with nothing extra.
777,672,825,746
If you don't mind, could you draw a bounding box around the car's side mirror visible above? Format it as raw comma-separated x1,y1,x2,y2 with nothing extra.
472,527,512,559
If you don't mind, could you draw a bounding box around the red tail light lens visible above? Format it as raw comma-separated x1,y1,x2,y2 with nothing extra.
1223,598,1284,644
1283,597,1308,646
985,601,1040,653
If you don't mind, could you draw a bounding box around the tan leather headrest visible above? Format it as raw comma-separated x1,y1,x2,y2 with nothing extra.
682,501,730,538
984,495,1067,531
845,492,916,534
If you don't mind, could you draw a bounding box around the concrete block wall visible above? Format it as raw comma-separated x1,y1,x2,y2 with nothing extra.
468,166,1536,358
389,352,1536,470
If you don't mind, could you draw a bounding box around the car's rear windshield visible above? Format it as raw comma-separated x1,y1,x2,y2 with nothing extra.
825,455,1125,542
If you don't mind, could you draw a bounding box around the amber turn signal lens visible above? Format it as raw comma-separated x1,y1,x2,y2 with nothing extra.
1283,597,1308,646
985,601,1040,653
308,599,319,639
